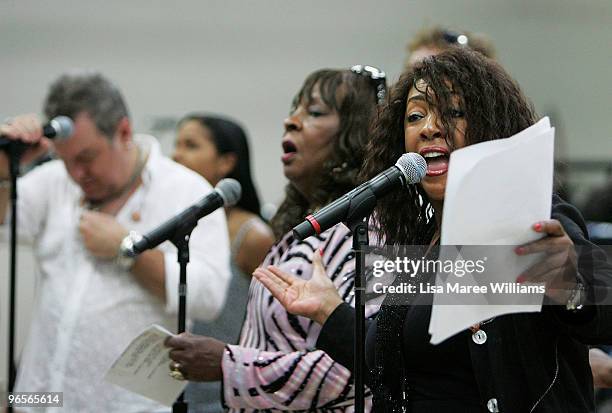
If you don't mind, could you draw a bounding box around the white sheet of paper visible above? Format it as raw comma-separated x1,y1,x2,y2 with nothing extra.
105,324,186,406
429,117,555,344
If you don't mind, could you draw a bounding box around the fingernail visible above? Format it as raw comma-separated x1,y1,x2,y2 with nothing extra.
534,223,542,231
516,275,525,284
515,246,525,255
319,248,324,256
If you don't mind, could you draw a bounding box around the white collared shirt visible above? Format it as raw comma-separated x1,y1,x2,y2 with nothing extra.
4,135,231,412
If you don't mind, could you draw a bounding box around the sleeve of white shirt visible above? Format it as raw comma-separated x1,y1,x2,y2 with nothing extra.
161,169,232,322
0,161,59,243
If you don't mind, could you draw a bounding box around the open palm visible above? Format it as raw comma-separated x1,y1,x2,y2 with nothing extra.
253,251,343,325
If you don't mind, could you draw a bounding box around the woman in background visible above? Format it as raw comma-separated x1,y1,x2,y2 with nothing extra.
404,25,496,68
173,114,275,412
173,114,274,276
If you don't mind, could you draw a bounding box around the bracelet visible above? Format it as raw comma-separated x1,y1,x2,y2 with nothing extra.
566,281,585,312
117,231,143,271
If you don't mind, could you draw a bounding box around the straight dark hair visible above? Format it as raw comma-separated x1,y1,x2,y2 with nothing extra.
178,114,262,217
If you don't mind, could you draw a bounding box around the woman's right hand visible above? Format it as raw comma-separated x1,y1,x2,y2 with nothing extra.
253,250,343,325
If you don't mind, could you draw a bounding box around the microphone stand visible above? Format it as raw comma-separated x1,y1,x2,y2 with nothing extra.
344,187,377,413
3,141,26,413
168,224,197,413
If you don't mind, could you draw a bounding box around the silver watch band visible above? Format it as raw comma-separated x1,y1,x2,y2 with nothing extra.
117,231,143,271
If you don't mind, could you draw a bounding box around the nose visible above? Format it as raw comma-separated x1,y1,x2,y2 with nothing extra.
70,164,87,183
172,146,183,163
283,112,303,133
420,113,442,140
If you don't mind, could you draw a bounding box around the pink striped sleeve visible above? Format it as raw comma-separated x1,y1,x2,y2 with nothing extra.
222,345,357,410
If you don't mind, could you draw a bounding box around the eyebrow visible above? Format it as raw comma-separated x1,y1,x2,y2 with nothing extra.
407,94,427,105
75,149,97,161
407,92,460,105
308,96,325,105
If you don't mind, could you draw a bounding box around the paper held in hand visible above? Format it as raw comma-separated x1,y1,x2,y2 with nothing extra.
105,324,186,406
428,117,555,344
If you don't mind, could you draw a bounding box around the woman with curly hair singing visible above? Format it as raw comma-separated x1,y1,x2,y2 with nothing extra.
166,66,386,411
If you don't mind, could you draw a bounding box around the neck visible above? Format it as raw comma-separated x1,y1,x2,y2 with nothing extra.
123,144,140,185
109,144,141,201
85,143,143,211
292,179,319,209
431,199,443,229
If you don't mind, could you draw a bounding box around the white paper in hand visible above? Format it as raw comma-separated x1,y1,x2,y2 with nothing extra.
105,324,186,406
429,117,554,344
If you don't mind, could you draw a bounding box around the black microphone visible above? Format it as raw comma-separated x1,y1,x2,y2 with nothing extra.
0,116,74,147
122,178,242,256
292,153,427,240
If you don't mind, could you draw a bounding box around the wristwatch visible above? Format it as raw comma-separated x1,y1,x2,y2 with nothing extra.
117,230,143,271
566,281,585,312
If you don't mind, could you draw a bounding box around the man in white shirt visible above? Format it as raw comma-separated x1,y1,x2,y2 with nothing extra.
0,71,231,412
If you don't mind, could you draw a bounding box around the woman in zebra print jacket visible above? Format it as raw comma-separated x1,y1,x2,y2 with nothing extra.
165,66,384,411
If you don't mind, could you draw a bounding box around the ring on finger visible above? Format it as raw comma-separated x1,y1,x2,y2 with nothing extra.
169,369,186,381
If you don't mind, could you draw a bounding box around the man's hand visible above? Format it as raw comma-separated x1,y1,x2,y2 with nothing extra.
79,210,128,258
0,114,53,178
165,333,225,382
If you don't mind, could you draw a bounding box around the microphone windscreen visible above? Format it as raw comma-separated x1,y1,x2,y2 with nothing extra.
216,178,242,207
49,116,74,139
396,152,427,184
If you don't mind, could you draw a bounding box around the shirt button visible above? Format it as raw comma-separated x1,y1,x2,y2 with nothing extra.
472,329,487,345
487,398,499,412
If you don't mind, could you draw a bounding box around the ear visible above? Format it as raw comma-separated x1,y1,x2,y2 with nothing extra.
218,153,237,178
114,117,132,148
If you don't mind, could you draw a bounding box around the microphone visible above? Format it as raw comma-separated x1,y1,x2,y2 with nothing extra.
0,116,74,148
292,152,427,240
42,116,74,139
121,178,242,256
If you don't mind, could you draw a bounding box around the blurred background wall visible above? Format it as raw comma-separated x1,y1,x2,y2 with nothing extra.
1,0,611,393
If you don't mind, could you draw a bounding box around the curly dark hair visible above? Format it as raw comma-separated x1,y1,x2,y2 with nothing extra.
270,69,381,239
361,47,537,247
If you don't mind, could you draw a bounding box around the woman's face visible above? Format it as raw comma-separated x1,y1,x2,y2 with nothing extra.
281,84,340,193
404,79,467,203
173,120,228,186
